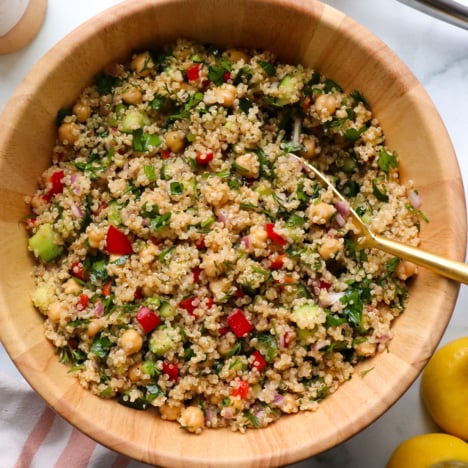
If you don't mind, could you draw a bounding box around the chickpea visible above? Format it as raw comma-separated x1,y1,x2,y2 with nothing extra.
314,93,337,119
307,202,336,225
355,341,377,357
160,401,183,421
209,277,232,301
47,301,67,323
214,84,237,107
395,260,418,281
217,332,236,356
235,152,260,179
58,122,80,146
120,329,143,355
130,51,154,77
121,87,143,105
86,318,105,338
249,226,268,249
178,405,205,433
224,48,249,63
87,226,105,249
201,251,226,278
72,100,92,122
139,243,159,264
278,394,299,414
62,278,81,295
128,362,145,382
299,137,316,159
165,130,186,153
318,237,343,260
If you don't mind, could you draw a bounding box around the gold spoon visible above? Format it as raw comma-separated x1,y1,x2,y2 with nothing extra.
289,153,468,284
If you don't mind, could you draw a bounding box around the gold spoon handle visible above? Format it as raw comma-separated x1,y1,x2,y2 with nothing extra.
370,233,468,284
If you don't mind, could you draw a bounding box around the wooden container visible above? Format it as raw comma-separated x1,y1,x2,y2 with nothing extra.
0,0,48,54
0,1,465,466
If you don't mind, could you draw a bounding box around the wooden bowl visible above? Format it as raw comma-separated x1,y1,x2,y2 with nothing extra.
0,0,465,466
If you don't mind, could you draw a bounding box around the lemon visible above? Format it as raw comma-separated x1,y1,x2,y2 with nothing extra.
420,337,468,440
387,433,468,468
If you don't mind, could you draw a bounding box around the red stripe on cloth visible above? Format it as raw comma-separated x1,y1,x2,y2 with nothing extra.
54,427,97,468
14,406,56,468
112,453,131,468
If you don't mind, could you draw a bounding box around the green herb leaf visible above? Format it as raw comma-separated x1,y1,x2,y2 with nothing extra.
257,59,276,76
372,178,389,202
378,148,398,176
90,334,113,359
170,181,184,195
144,165,157,182
350,89,370,109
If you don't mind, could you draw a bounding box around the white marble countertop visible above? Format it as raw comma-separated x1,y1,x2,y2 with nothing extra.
1,1,467,466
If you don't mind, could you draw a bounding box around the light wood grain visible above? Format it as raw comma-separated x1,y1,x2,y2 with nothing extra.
0,0,465,466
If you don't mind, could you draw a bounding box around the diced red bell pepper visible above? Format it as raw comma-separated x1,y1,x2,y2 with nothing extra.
265,223,287,246
71,262,90,281
218,325,229,336
186,64,200,81
133,287,143,300
77,293,89,309
106,225,133,255
227,309,253,338
319,279,331,290
231,379,250,399
223,71,231,81
194,237,206,250
179,296,199,316
161,149,172,159
102,281,112,298
162,361,179,381
193,266,202,283
251,350,267,372
136,306,161,333
196,151,214,165
44,170,65,201
234,288,246,299
269,253,286,270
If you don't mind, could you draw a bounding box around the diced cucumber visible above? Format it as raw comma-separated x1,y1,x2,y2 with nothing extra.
121,109,150,133
31,283,55,311
141,360,159,377
149,325,179,355
145,296,161,309
28,223,63,262
291,303,325,329
276,73,298,106
159,301,175,318
108,201,122,225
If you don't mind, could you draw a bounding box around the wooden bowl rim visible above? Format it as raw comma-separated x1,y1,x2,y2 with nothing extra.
0,0,465,466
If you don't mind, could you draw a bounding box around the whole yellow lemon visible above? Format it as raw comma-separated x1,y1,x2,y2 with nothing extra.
420,337,468,440
387,433,468,468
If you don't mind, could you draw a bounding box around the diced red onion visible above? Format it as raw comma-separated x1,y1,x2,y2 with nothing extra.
334,213,346,227
70,203,83,218
222,406,234,419
94,301,103,317
314,339,329,352
273,392,285,405
408,189,422,209
292,117,301,146
335,200,350,217
242,235,251,249
376,333,391,344
217,209,228,226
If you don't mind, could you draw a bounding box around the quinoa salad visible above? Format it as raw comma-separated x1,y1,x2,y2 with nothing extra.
25,39,424,433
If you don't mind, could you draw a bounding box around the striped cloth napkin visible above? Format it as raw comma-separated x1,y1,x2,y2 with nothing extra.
0,372,153,468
